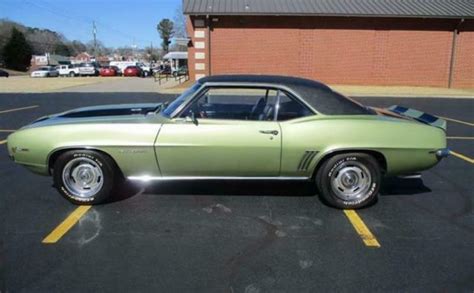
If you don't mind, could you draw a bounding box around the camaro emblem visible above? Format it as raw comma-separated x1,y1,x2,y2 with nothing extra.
12,147,29,153
118,149,146,154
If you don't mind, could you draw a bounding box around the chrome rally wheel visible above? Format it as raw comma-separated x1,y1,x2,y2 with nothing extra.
330,161,372,203
62,157,104,199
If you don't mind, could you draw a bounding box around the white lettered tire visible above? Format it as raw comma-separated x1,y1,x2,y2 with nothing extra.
53,150,116,205
316,153,381,209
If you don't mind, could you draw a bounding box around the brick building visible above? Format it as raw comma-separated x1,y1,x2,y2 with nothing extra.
72,52,92,63
184,0,474,88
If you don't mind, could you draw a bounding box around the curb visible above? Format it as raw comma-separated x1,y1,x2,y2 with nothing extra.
349,94,474,99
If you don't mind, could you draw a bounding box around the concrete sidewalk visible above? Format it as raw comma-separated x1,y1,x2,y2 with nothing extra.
56,76,180,93
331,84,474,98
0,75,181,93
1,74,472,98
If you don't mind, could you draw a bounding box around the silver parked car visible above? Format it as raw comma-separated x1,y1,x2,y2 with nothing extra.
30,66,59,78
78,63,99,76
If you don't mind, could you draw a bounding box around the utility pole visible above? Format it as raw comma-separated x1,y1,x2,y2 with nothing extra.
132,38,137,60
93,21,97,57
150,42,154,61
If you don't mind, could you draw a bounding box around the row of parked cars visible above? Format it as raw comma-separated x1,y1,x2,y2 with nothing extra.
30,62,189,78
30,62,154,78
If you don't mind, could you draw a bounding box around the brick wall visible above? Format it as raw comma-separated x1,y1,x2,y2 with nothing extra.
452,21,474,88
186,16,209,82
187,16,473,88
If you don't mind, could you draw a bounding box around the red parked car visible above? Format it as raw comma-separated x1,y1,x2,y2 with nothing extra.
123,66,142,77
99,66,117,77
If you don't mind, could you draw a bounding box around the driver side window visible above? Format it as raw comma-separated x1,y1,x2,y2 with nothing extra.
181,87,278,121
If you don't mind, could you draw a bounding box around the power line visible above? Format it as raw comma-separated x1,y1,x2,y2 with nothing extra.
21,0,91,39
22,0,152,47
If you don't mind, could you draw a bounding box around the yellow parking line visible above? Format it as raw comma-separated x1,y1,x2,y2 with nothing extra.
343,210,380,248
0,105,39,114
440,116,474,127
42,205,92,244
0,140,6,145
450,151,474,164
447,136,474,140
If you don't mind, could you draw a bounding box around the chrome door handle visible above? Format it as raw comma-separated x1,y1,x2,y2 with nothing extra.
259,130,279,135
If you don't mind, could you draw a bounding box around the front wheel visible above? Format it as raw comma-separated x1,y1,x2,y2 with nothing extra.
53,150,117,205
316,153,381,209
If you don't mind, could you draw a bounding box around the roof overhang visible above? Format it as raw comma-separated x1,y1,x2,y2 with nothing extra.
184,12,473,20
183,0,474,20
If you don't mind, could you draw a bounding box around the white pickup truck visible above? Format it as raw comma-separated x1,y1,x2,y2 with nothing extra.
57,64,80,77
137,62,151,77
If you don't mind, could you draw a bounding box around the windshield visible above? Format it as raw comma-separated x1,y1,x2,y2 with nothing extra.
162,83,202,117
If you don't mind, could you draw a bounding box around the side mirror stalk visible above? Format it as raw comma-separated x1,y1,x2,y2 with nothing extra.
191,111,199,125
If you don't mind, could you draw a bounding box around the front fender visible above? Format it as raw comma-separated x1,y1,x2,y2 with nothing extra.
8,123,162,177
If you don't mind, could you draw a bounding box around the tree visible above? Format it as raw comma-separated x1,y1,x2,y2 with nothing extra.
173,2,187,38
144,46,162,62
86,40,108,56
172,3,188,52
157,19,174,53
67,40,87,56
54,42,71,56
26,27,64,55
1,27,32,71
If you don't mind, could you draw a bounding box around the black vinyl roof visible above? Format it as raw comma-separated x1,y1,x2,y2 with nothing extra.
184,0,474,19
200,74,331,90
199,75,373,115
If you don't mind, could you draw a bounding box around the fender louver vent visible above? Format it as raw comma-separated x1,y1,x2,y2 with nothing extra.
298,151,318,171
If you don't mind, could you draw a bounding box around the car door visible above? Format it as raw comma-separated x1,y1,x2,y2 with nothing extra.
155,87,282,177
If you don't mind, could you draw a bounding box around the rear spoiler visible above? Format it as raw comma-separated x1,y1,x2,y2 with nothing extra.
387,105,447,131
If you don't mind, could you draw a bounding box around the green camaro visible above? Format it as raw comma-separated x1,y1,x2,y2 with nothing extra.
6,75,448,208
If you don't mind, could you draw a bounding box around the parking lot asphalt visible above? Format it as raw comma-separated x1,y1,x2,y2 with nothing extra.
1,92,473,292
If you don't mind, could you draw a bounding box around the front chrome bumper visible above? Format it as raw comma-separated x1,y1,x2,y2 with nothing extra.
434,148,450,160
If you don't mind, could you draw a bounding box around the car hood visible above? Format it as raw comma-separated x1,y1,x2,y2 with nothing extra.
23,103,168,129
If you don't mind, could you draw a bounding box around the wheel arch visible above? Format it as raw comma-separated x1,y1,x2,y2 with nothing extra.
47,147,124,177
311,149,387,179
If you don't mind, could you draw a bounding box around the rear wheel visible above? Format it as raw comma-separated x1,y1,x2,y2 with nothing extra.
69,71,76,77
316,153,381,209
53,150,117,205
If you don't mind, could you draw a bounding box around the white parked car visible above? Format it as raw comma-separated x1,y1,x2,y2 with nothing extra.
30,66,59,78
58,64,80,77
137,62,151,76
78,63,99,76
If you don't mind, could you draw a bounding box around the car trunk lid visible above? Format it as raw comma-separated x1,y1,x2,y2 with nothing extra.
372,105,447,131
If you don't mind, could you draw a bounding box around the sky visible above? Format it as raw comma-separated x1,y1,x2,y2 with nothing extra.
0,0,182,48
